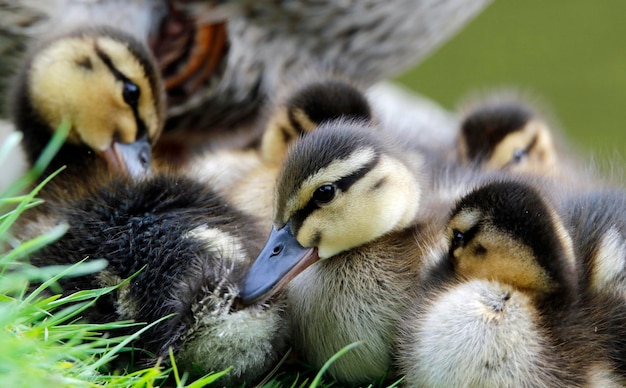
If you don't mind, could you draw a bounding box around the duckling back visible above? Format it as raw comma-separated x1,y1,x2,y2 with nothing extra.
559,189,626,298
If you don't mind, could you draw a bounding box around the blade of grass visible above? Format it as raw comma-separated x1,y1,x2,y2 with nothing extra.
22,258,108,304
309,342,362,388
1,223,69,264
0,165,64,241
89,314,174,370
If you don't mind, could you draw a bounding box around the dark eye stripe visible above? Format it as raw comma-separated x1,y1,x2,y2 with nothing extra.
289,153,380,233
524,133,539,154
94,45,148,140
451,224,480,250
334,153,380,192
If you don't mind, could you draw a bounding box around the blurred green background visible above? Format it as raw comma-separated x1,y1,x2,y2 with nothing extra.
396,1,626,162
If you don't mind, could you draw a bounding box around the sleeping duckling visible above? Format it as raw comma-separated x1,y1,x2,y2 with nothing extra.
13,173,290,386
11,26,164,179
239,119,435,383
398,180,625,387
456,94,560,175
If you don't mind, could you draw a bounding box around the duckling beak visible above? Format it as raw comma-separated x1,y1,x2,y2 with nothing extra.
102,137,152,177
241,225,319,305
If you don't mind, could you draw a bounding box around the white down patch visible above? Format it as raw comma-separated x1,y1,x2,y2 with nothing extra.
591,226,626,297
184,225,248,265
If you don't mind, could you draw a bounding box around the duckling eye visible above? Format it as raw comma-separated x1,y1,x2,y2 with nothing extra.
512,148,527,164
122,81,141,107
313,184,336,205
451,229,465,250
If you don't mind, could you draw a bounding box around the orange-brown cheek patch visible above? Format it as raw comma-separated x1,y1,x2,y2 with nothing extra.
455,239,553,296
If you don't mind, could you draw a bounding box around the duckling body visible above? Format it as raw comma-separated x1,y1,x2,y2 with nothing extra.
398,180,626,387
401,279,606,387
560,189,626,299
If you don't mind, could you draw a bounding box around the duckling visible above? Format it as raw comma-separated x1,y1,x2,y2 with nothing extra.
239,118,438,383
11,26,165,180
1,0,491,149
456,94,560,175
13,173,291,386
399,278,626,387
398,180,626,387
9,26,290,385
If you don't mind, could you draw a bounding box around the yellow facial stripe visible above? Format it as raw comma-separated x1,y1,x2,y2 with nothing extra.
486,124,537,170
292,108,318,132
284,147,378,221
29,37,111,147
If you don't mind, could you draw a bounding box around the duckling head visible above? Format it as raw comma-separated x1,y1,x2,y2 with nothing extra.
242,123,422,304
12,27,164,177
447,180,577,302
261,79,372,164
457,101,557,174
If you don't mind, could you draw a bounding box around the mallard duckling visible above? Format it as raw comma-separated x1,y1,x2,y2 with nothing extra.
239,119,435,383
398,180,625,387
9,26,290,385
447,180,577,301
13,173,290,385
11,26,164,179
456,95,559,175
